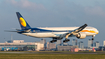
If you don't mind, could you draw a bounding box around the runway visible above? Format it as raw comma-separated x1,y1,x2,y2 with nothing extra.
0,51,105,54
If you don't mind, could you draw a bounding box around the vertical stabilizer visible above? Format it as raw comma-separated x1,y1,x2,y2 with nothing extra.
16,12,31,30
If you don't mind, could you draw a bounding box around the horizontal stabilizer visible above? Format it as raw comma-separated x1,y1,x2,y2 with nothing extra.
4,30,17,32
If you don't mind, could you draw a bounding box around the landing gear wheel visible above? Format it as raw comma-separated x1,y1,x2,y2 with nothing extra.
50,40,57,43
92,38,94,40
63,39,70,43
50,41,53,43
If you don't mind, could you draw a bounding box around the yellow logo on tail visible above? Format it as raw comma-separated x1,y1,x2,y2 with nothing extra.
19,17,26,27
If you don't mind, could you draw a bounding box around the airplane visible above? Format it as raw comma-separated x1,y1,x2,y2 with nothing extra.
7,12,99,43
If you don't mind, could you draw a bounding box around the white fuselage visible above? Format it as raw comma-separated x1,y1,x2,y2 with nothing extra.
21,27,99,38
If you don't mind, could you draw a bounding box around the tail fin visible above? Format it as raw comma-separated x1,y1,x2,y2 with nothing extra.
16,12,31,30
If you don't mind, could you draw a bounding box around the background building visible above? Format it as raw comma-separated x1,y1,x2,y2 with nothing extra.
57,45,78,51
0,40,46,51
88,39,93,48
79,41,84,49
40,39,46,49
103,41,105,46
72,39,77,46
94,41,100,48
7,40,24,43
47,42,56,50
56,40,62,46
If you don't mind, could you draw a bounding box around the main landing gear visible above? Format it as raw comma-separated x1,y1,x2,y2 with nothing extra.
63,39,70,43
50,39,70,43
50,39,57,43
50,37,70,43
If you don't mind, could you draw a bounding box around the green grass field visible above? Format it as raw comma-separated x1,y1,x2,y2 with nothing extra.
0,53,105,59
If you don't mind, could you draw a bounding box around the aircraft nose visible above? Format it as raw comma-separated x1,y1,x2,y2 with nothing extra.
96,30,99,34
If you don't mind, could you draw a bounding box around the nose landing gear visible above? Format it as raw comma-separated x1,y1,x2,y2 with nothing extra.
92,38,94,40
91,35,95,47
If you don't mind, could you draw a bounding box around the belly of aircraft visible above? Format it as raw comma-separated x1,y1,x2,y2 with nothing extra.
22,33,57,38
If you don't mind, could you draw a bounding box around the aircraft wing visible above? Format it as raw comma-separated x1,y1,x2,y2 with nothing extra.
65,24,88,39
54,24,87,39
71,24,87,33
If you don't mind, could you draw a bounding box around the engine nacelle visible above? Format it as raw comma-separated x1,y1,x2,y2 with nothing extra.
76,33,86,39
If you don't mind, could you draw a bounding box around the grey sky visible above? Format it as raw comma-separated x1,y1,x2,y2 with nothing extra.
0,0,105,46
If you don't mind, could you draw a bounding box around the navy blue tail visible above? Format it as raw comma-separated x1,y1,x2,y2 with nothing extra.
16,12,31,30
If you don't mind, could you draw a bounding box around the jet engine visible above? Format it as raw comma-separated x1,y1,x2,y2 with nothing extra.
76,33,86,39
